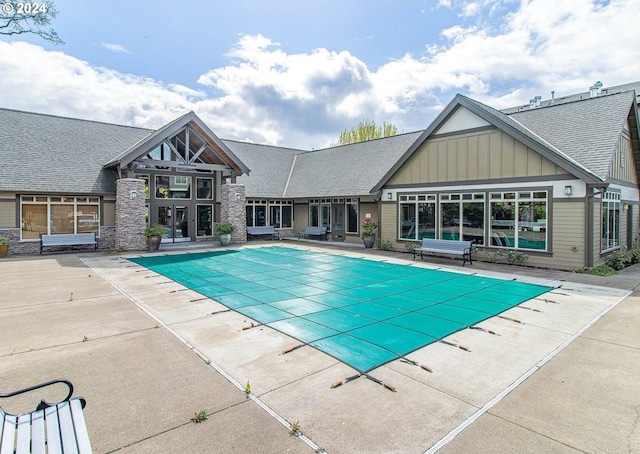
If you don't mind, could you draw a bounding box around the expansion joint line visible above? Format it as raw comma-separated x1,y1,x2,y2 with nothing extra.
81,258,322,453
423,289,632,454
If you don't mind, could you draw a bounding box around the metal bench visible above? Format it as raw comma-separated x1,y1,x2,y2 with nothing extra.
298,226,328,241
413,238,473,266
246,226,280,240
40,233,98,255
0,379,92,453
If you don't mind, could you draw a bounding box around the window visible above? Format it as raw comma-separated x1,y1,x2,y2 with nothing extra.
309,199,331,229
196,178,213,200
346,198,359,234
490,191,547,250
440,193,484,244
20,196,100,240
270,200,293,228
155,175,191,199
399,194,437,240
602,191,620,252
246,200,267,227
197,205,213,236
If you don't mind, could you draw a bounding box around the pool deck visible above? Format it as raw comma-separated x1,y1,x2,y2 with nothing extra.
1,241,639,453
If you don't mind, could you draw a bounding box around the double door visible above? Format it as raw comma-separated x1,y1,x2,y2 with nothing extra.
157,205,190,242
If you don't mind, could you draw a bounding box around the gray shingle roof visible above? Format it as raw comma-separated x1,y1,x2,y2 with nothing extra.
508,91,635,180
285,132,422,198
226,140,301,198
0,108,152,193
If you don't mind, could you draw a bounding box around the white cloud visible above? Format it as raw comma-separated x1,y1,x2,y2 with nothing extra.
100,42,130,54
0,0,639,149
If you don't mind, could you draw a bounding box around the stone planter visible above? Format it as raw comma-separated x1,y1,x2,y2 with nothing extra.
362,235,376,248
219,234,231,246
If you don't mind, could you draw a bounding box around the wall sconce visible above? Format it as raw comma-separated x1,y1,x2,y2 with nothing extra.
235,193,241,201
130,190,137,199
564,185,573,196
386,192,392,200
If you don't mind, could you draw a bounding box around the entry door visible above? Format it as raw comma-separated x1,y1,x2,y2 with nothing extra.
332,204,345,242
158,205,190,243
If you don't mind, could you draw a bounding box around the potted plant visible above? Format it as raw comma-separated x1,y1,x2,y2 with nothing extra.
0,235,8,258
216,223,235,246
361,219,378,248
145,224,166,251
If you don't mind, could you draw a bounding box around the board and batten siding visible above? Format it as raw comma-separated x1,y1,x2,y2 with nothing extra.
610,130,637,183
387,129,566,186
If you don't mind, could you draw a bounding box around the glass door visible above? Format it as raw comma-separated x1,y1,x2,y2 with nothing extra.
332,203,345,241
158,205,191,243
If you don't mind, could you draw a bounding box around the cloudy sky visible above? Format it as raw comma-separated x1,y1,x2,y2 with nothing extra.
1,0,638,149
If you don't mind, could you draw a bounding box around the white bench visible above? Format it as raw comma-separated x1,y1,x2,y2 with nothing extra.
413,238,473,266
0,379,92,453
246,226,280,240
40,233,98,255
298,226,328,241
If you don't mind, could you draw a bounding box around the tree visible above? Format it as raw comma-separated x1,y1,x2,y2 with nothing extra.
0,1,63,44
333,119,398,146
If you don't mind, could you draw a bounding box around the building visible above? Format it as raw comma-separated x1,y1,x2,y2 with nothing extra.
1,81,638,270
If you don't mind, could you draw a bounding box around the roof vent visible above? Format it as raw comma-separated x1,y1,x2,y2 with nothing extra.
529,95,542,109
589,81,603,98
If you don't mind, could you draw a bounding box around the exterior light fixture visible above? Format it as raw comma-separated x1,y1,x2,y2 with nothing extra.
387,192,393,200
235,193,241,201
564,185,573,196
130,190,137,199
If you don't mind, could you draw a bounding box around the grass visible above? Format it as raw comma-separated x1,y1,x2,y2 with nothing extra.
575,265,617,277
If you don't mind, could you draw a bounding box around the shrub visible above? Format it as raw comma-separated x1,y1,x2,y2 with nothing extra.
215,223,235,234
145,224,166,237
606,249,630,270
377,239,393,251
0,235,8,245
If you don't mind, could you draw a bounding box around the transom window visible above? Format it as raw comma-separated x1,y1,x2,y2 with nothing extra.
20,196,100,240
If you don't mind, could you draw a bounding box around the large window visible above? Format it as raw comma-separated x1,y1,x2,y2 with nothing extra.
602,191,621,252
309,199,331,229
440,193,484,244
196,178,213,200
270,200,293,228
247,200,293,228
399,194,436,240
21,196,100,240
155,175,191,199
246,200,267,227
490,191,547,250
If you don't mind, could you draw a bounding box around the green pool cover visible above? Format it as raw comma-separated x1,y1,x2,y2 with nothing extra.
130,247,552,372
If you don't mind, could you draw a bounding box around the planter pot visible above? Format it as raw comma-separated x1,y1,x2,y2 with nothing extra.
147,235,161,251
362,235,376,248
219,233,231,246
0,244,7,258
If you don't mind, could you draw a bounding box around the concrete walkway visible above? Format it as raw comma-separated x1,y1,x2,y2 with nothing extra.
0,243,638,453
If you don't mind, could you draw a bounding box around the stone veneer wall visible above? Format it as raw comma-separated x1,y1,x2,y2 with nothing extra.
115,178,146,251
0,226,115,255
219,184,247,244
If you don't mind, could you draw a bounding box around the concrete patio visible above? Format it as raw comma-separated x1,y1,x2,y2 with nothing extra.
1,242,638,453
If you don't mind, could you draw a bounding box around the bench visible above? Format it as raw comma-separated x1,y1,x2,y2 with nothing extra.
0,379,92,453
298,226,328,241
413,238,473,266
40,233,98,255
247,226,280,240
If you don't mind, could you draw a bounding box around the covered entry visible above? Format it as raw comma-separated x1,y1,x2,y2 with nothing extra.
104,112,250,242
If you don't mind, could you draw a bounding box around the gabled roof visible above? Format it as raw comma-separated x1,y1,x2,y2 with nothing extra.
227,132,422,199
104,111,250,175
509,91,637,181
0,108,152,193
373,91,636,191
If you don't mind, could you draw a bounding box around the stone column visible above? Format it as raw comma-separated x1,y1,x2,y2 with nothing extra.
115,178,146,251
220,183,247,244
